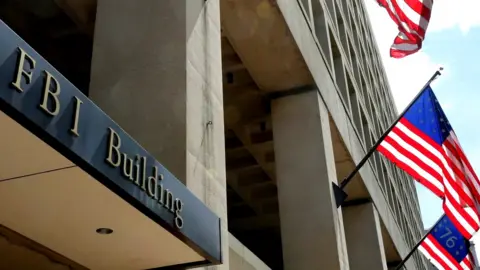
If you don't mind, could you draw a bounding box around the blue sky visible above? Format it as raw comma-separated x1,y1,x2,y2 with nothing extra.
415,27,480,229
364,1,480,231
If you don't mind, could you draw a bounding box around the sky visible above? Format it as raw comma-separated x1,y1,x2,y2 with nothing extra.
363,0,480,239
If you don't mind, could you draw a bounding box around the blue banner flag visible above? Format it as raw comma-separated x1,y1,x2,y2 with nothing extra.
419,215,474,270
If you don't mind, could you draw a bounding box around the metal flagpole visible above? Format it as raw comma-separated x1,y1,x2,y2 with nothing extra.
394,214,446,270
333,67,443,207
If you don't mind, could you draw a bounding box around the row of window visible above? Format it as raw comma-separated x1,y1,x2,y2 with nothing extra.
298,0,427,269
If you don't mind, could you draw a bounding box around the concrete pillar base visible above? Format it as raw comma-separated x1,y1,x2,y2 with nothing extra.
344,203,387,270
272,90,349,270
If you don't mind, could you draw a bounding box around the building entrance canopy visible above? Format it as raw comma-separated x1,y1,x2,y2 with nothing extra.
0,20,222,270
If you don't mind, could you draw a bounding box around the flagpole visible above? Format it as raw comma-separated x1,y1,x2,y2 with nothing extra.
394,213,446,270
337,67,443,191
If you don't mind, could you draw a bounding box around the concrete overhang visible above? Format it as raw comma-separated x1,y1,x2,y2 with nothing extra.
0,20,222,270
220,0,314,93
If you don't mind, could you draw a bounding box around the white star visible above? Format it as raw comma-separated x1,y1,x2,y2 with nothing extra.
440,118,444,122
442,129,446,133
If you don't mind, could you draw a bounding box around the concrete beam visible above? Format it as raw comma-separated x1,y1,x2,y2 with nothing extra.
342,198,371,207
223,87,269,128
229,214,280,231
227,171,265,216
220,0,314,92
229,125,276,182
222,53,245,73
53,0,96,35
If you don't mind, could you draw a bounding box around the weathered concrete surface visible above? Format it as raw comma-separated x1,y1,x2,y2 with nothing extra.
220,0,313,92
272,90,349,270
89,1,229,269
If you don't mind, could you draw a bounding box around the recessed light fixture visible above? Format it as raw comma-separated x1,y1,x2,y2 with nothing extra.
96,228,113,235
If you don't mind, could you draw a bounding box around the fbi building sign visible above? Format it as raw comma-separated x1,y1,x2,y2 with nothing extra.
0,20,221,269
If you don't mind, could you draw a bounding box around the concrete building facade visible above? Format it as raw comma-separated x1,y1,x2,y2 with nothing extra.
0,0,428,269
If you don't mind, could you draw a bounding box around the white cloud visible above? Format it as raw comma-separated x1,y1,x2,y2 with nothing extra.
362,0,480,113
363,0,443,112
428,0,480,34
362,0,480,188
362,0,480,243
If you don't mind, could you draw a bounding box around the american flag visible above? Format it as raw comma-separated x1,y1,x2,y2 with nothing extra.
419,215,475,270
377,86,480,239
376,0,433,58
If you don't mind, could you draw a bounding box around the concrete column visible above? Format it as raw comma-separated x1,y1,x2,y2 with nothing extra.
89,1,228,269
343,203,387,270
271,90,349,270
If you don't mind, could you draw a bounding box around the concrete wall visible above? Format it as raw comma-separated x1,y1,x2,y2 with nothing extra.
89,1,228,269
185,1,230,269
273,0,426,269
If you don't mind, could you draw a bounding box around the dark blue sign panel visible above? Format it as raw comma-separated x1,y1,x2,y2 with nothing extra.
0,20,222,268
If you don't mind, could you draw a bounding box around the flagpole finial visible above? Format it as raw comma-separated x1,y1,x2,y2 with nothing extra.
431,67,444,82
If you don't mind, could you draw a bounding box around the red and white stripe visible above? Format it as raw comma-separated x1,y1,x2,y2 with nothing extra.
419,234,474,270
376,0,433,58
377,118,480,239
